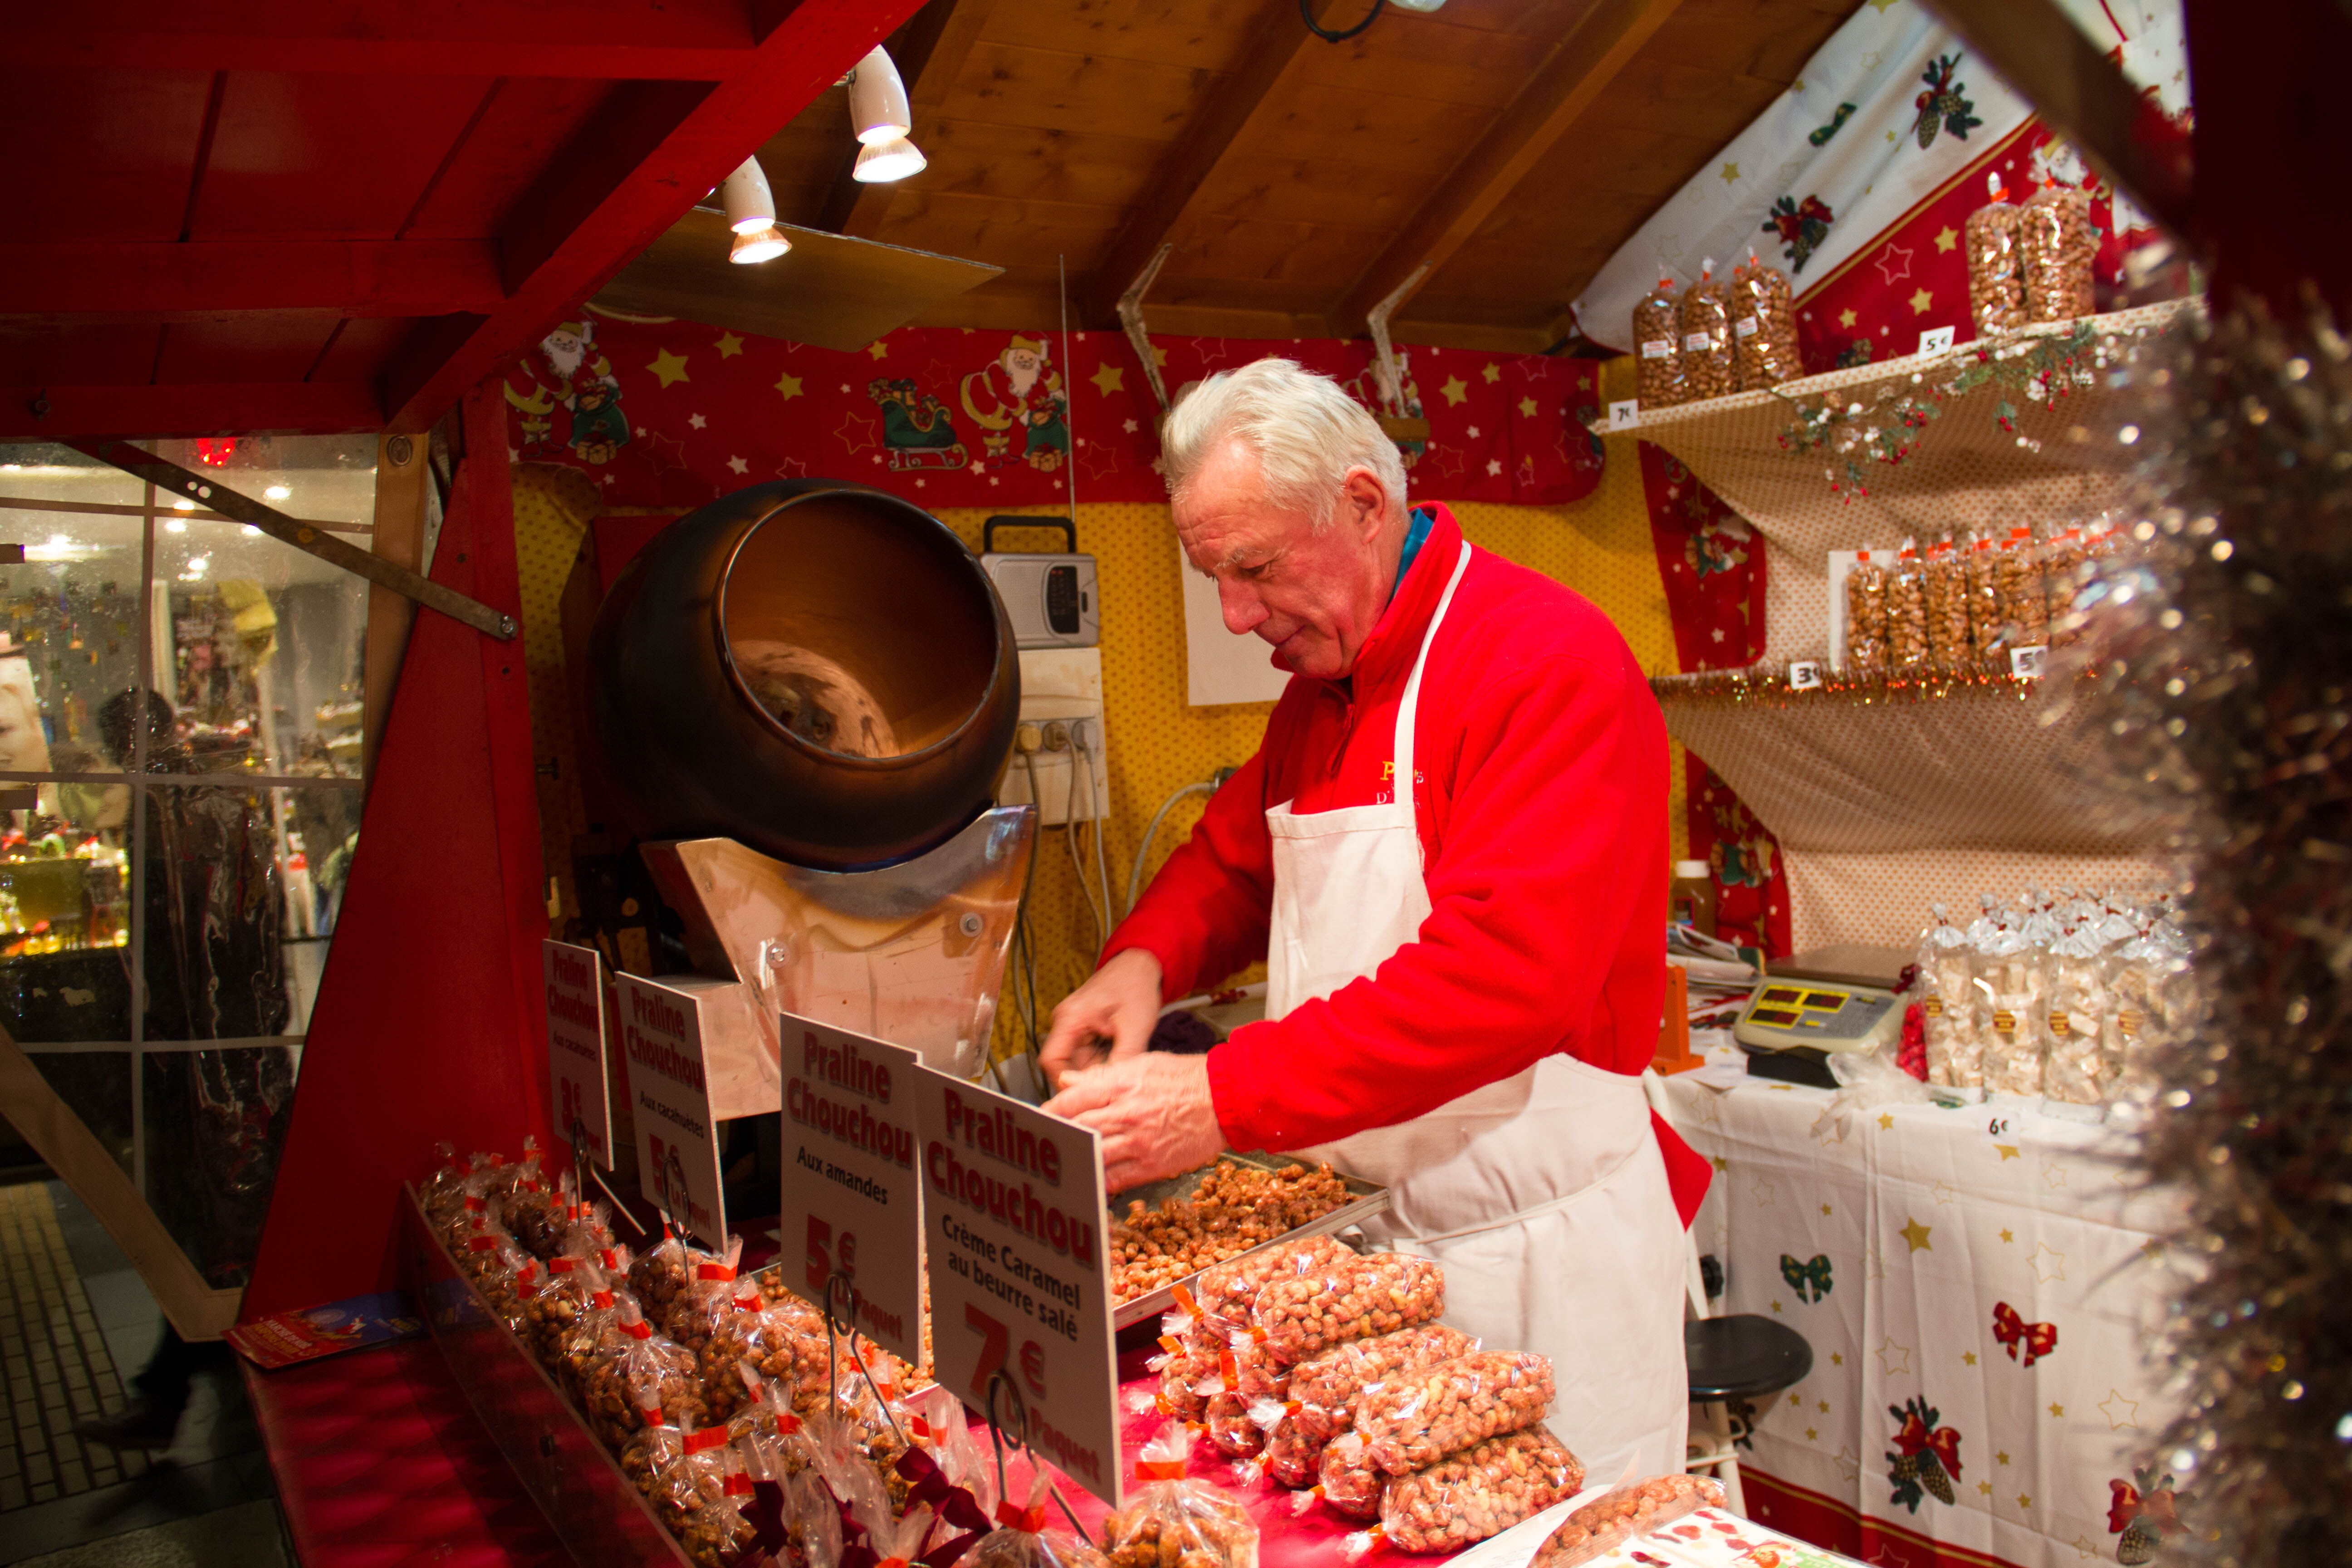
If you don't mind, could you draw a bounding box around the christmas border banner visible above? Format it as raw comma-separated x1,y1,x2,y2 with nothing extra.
505,318,1604,515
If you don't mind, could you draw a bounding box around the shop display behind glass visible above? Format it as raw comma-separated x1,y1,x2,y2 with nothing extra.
0,436,373,1287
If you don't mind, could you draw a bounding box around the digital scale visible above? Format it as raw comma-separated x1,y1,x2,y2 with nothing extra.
1732,945,1908,1088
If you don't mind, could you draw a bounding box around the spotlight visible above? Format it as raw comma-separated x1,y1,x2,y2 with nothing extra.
846,47,911,145
852,136,926,184
730,225,792,265
263,485,290,501
719,157,777,235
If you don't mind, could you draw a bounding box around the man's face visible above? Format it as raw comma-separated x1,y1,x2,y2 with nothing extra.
1173,439,1394,680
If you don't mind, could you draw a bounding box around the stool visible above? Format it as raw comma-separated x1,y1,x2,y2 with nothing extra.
1681,1309,1812,1517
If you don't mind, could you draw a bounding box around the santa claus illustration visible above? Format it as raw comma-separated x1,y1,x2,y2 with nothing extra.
958,335,1068,470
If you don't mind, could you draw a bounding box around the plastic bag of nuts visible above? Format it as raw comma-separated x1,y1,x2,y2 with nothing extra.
582,1297,708,1452
1843,550,1889,677
1375,1424,1584,1555
665,1235,746,1356
1152,1338,1215,1422
1632,278,1688,409
1528,1474,1726,1568
1963,533,2005,671
2043,526,2088,645
1886,540,1929,672
631,1226,715,1330
1994,527,2048,654
1356,1351,1554,1475
523,1249,602,1368
676,1444,758,1568
1965,173,2029,336
700,1276,819,1422
1102,1426,1260,1568
1205,1390,1267,1461
967,1469,1114,1568
1923,537,1972,671
1289,1324,1475,1446
553,1260,628,1401
1730,253,1803,388
1316,1431,1386,1522
420,1142,471,1233
2020,181,2096,322
1189,1235,1352,1355
1250,1252,1443,1367
1677,263,1738,401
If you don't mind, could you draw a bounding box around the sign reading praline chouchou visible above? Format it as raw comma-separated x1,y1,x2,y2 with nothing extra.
911,1067,1120,1509
778,1013,925,1366
544,940,614,1167
614,973,727,1246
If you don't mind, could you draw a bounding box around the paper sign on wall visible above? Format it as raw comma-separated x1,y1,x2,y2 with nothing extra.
614,973,728,1246
544,941,614,1167
911,1066,1122,1509
778,1014,926,1366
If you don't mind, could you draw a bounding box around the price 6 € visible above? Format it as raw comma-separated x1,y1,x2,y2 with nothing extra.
964,1302,1048,1403
807,1215,859,1297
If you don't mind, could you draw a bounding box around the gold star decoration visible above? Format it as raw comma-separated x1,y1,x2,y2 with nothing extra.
1817,1399,1829,1414
1788,1392,1803,1407
1480,362,1501,384
2048,1402,2065,1419
832,407,879,454
1963,1351,1978,1366
2098,1390,2141,1430
1151,345,1169,367
1804,1427,1818,1441
2019,1494,2034,1510
2029,1242,2068,1283
1899,1216,1933,1253
1886,129,1899,142
1874,1337,1912,1377
866,340,889,360
1820,1202,1834,1216
646,348,691,388
774,371,805,402
1979,1481,1994,1497
1440,375,1470,406
1720,162,1740,184
1711,1156,1729,1172
2000,1227,2015,1243
1997,1452,2010,1466
1517,396,1538,418
715,332,745,358
1933,226,1959,254
1830,1352,1843,1367
1996,1144,2021,1160
1908,286,1935,315
1771,1300,1784,1313
1090,363,1125,397
1875,1111,1891,1131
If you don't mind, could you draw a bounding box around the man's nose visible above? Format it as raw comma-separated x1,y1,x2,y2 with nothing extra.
1218,578,1268,637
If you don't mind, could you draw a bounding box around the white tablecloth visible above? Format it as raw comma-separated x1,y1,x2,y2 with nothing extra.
1660,1051,2180,1568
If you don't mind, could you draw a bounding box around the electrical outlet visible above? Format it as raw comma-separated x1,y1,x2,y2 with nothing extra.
1000,648,1107,825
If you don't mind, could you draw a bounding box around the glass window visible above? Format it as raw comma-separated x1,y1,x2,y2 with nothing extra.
0,435,372,1283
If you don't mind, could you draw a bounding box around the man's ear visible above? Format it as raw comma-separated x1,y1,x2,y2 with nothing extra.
1342,466,1388,540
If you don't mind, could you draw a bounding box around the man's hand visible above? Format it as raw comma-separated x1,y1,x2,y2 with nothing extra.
1043,1052,1226,1194
1039,947,1163,1090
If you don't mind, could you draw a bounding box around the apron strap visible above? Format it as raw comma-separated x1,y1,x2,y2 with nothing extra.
1392,541,1475,823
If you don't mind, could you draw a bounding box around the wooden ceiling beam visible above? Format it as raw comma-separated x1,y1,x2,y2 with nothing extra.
0,240,505,319
818,0,1000,239
1,0,760,78
0,381,382,441
1916,0,2192,235
377,0,927,433
1332,0,1687,337
1077,0,1348,328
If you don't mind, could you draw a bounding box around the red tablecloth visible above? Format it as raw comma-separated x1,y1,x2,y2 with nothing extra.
244,1338,571,1568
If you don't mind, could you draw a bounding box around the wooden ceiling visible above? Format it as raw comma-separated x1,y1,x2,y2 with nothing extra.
751,0,1862,353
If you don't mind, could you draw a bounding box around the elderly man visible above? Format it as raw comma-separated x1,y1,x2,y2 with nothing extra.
1040,358,1709,1480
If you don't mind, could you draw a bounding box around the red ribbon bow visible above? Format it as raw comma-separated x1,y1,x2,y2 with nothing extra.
2109,1477,2180,1534
996,1501,1049,1534
1137,1460,1186,1481
1891,1411,1964,1480
1991,1302,2058,1367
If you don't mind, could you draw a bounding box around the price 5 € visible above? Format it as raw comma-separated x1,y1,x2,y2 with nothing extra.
806,1215,861,1298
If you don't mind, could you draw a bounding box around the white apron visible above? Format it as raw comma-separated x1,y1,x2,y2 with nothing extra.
1265,541,1688,1483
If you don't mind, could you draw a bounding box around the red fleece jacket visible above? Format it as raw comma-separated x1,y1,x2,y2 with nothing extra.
1104,506,1710,1226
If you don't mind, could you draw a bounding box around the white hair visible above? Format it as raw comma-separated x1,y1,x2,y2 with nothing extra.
1161,358,1407,529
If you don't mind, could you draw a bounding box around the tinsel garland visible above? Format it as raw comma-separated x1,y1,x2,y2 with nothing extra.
2066,293,2352,1566
1651,659,2077,708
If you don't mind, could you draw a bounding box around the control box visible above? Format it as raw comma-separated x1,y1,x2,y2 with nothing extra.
981,516,1098,649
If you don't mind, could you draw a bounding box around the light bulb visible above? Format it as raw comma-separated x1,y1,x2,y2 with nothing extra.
846,47,912,145
719,157,776,235
263,485,290,501
164,520,187,534
730,226,792,265
852,137,926,184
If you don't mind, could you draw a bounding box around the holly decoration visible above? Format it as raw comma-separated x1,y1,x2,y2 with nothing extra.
2109,1466,2182,1565
1885,1396,1963,1512
1775,321,2107,500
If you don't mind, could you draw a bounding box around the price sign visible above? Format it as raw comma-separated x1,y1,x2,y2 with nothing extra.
911,1067,1121,1509
1607,398,1642,432
544,941,614,1167
1787,660,1823,691
614,973,728,1246
1917,325,1958,357
778,1014,926,1366
2010,644,2049,680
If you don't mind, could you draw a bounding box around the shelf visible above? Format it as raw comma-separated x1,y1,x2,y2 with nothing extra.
1631,299,2194,662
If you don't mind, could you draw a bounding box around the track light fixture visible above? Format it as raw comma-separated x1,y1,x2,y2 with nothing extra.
846,47,912,145
852,136,927,184
719,157,777,235
730,225,791,265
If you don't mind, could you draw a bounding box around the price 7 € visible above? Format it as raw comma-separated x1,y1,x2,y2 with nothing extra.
963,1302,1049,1403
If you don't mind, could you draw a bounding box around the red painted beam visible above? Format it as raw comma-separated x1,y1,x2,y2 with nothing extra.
0,241,504,319
3,0,757,78
0,382,380,440
379,0,927,432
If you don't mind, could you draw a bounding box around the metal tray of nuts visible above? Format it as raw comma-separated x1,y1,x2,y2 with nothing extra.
1109,1150,1390,1330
